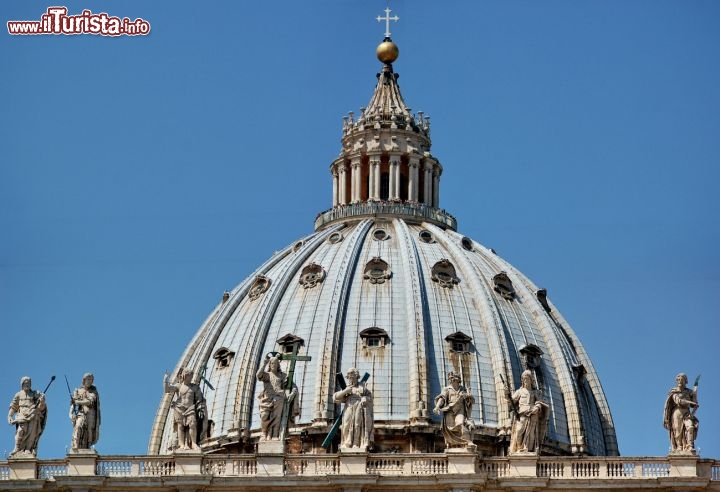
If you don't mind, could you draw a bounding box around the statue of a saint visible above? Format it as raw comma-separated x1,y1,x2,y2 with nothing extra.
256,354,298,440
333,368,373,450
433,371,475,448
69,373,100,450
163,368,207,451
7,377,48,457
506,370,549,454
663,372,699,454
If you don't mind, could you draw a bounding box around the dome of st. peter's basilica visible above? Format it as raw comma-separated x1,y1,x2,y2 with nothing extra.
149,35,618,458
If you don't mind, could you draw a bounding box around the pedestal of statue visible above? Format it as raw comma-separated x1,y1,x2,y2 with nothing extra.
7,454,37,480
339,448,368,474
507,452,539,477
256,439,285,477
67,448,98,476
445,447,477,474
173,447,203,475
668,453,698,477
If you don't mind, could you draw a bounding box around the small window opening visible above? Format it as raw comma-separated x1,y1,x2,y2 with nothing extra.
431,259,460,288
419,230,433,243
213,347,235,369
445,331,472,353
360,327,389,348
519,344,543,370
493,271,515,300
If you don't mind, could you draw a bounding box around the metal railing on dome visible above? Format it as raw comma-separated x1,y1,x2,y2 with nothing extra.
315,201,457,231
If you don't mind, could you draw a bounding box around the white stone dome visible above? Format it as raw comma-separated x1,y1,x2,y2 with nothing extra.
149,39,618,457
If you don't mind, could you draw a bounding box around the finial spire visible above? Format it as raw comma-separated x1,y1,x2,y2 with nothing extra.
376,7,399,39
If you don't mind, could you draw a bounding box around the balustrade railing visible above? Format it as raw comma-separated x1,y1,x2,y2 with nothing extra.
367,456,405,475
96,459,133,476
409,455,448,475
536,458,672,479
203,455,257,476
95,456,175,477
0,454,717,481
284,455,340,476
480,457,510,478
38,460,68,480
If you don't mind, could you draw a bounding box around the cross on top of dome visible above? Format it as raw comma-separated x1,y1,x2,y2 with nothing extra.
376,7,399,39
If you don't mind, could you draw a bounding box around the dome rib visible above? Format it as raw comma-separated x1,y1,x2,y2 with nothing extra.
511,271,587,453
313,219,374,424
394,219,431,425
148,239,303,454
232,227,339,436
469,248,572,444
425,225,514,430
545,305,619,455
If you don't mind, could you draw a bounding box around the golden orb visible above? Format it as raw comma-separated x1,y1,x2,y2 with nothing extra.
376,40,399,64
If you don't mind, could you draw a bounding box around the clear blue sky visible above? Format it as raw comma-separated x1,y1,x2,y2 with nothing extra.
1,1,718,459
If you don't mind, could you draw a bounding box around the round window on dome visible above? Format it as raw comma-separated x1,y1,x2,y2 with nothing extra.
373,229,388,241
419,230,433,243
292,241,304,252
461,237,473,251
328,232,343,244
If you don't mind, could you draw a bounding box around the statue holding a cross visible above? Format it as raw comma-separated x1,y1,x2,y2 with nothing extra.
256,354,298,440
333,368,374,451
256,334,311,442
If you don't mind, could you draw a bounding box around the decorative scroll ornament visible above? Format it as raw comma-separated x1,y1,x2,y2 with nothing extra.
431,259,460,288
493,271,515,300
248,274,271,301
363,257,392,284
299,263,326,289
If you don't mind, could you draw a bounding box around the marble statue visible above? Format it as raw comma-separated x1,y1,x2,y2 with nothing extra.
663,373,699,454
69,373,101,450
164,368,207,450
256,354,298,440
333,368,374,450
433,371,475,448
506,370,549,454
7,377,48,457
